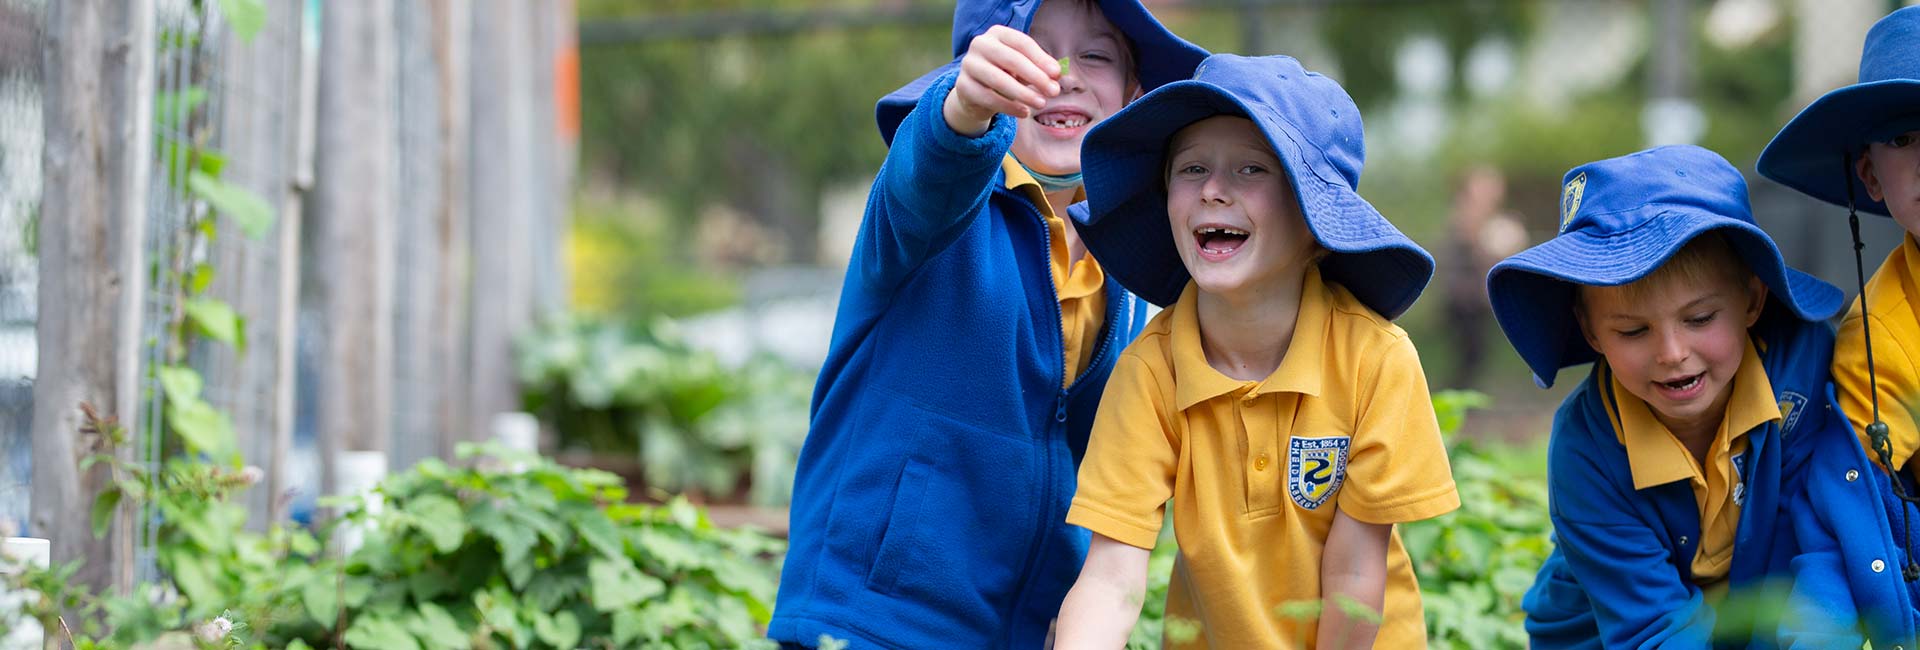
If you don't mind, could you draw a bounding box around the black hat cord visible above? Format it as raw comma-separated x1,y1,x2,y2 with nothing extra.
1846,149,1920,582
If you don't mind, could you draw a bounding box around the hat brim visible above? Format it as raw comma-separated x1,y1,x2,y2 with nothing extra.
873,0,1208,145
1077,80,1433,318
1488,212,1845,388
1757,80,1920,218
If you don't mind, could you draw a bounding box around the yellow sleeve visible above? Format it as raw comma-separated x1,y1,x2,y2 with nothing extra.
1335,335,1460,525
1834,309,1920,473
1067,353,1178,550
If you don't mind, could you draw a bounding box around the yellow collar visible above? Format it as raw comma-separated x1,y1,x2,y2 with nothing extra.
1002,157,1085,215
1170,266,1329,411
1604,337,1779,490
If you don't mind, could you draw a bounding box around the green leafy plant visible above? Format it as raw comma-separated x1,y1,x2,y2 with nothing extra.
1402,390,1552,649
516,314,812,504
314,442,784,649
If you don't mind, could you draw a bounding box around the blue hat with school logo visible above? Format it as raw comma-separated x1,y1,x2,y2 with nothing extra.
1488,145,1847,388
1757,5,1920,217
874,0,1208,145
1073,53,1434,318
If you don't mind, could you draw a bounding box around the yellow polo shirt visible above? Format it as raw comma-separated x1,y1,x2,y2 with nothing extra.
1005,158,1106,388
1067,268,1459,649
1598,338,1778,585
1835,233,1920,481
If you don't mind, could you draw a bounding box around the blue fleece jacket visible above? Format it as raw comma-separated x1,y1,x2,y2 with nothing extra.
767,69,1149,649
1781,384,1920,648
1522,314,1835,649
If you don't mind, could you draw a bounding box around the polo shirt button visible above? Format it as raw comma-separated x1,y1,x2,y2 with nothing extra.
1847,469,1860,482
1255,454,1270,471
1873,559,1887,573
1677,536,1688,545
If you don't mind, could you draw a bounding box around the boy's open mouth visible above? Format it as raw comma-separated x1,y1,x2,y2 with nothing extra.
1654,372,1704,397
1194,226,1250,260
1033,108,1091,133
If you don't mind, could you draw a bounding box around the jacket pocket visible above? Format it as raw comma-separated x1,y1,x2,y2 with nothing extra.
867,459,934,595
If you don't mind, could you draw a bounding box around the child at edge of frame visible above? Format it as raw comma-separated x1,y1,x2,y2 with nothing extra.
1489,144,1855,648
1755,4,1920,645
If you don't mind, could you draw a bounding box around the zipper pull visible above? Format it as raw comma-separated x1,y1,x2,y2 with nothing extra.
1054,392,1069,423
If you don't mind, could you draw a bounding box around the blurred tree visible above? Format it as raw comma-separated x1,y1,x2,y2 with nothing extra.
577,0,950,265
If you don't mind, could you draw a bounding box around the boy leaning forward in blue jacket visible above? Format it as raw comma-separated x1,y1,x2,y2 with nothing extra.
1487,145,1851,648
767,1,1205,648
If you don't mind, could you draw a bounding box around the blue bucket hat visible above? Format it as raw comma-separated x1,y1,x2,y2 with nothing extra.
874,0,1208,145
1074,53,1434,319
1756,5,1920,217
1488,145,1847,388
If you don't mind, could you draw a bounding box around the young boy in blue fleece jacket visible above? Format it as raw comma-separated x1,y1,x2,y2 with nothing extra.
767,1,1205,648
1757,6,1920,645
1486,145,1850,649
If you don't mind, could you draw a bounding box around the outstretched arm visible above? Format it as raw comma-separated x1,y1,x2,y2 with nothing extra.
1317,507,1389,649
1054,533,1152,649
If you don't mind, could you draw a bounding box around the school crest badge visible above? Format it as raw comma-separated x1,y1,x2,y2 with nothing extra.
1560,172,1587,232
1288,436,1350,510
1778,391,1809,436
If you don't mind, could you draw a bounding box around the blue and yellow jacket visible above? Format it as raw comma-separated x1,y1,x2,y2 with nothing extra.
767,70,1149,649
1782,384,1920,648
1523,314,1836,649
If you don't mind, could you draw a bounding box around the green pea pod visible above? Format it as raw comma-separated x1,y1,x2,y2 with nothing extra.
1058,57,1070,76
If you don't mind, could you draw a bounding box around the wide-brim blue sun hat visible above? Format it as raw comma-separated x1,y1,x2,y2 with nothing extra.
874,0,1209,145
1757,5,1920,217
1489,145,1847,388
1073,53,1434,319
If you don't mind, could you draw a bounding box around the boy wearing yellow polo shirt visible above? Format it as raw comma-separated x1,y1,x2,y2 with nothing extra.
1758,6,1920,492
1487,146,1848,648
1054,54,1459,649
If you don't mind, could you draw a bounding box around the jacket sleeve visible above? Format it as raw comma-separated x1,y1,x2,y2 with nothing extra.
852,68,1017,293
1547,408,1716,649
1779,456,1865,649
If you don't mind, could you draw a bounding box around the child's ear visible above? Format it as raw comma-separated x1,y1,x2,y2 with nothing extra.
1742,274,1768,327
1858,153,1888,202
1574,292,1601,349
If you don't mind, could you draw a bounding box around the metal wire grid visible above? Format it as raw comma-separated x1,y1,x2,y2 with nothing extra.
137,0,235,582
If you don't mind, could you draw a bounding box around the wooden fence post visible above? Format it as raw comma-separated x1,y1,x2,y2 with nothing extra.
312,0,397,494
32,0,154,594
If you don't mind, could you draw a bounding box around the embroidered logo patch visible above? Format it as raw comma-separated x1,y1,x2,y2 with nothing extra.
1288,436,1350,510
1560,172,1587,232
1778,391,1809,436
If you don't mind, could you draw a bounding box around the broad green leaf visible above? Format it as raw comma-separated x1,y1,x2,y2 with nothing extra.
404,602,469,650
156,365,203,404
182,297,245,349
532,610,581,650
188,170,275,241
303,573,340,627
187,262,214,296
473,507,538,571
90,486,121,538
217,0,266,42
167,399,234,454
287,641,314,650
343,614,422,650
166,551,222,614
571,506,625,558
588,557,663,611
404,494,470,553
